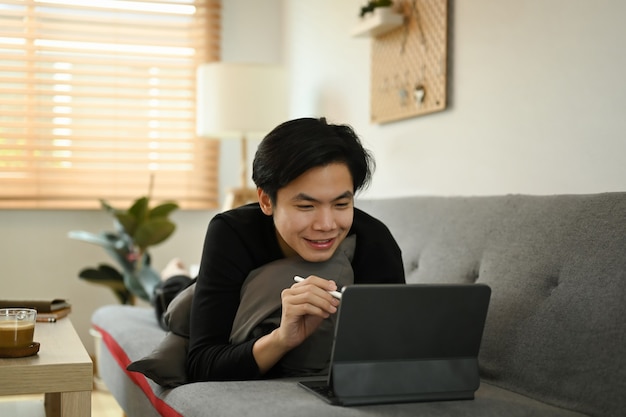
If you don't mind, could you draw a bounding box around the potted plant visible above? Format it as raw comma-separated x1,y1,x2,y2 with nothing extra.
69,187,179,305
352,0,403,38
359,0,394,18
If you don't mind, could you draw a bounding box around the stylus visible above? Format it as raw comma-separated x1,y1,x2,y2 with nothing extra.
293,275,343,300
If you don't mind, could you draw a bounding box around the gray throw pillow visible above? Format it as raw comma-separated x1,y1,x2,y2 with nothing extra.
126,235,356,387
126,331,189,388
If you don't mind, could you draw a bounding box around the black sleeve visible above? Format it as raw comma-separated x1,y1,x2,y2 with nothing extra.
186,215,265,382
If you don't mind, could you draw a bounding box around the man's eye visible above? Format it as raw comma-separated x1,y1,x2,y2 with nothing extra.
296,204,314,209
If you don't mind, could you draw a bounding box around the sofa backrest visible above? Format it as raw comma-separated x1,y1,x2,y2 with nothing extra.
356,193,626,417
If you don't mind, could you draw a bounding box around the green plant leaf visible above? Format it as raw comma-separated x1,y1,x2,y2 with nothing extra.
133,218,176,251
99,199,116,215
113,212,138,237
149,202,179,219
78,264,121,280
121,255,162,302
135,266,161,302
77,264,133,304
68,230,115,248
123,271,150,301
128,196,149,223
122,254,160,302
88,232,136,274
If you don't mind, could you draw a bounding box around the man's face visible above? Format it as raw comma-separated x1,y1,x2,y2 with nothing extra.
259,163,354,262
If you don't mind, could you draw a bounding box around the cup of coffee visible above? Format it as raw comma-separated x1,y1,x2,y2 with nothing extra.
0,308,37,349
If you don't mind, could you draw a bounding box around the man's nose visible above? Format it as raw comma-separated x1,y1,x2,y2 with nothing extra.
312,208,335,230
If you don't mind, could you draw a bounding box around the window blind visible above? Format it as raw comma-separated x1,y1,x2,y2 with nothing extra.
0,0,221,209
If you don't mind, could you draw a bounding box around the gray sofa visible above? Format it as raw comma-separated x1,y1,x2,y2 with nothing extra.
92,193,626,417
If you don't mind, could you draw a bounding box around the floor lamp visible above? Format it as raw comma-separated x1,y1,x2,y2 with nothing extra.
196,62,287,211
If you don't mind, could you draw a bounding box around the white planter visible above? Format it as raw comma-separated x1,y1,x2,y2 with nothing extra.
352,7,404,38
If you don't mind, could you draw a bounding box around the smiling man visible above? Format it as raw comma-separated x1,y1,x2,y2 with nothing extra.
187,117,405,382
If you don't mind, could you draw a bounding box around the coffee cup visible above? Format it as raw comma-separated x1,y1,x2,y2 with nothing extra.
0,308,37,349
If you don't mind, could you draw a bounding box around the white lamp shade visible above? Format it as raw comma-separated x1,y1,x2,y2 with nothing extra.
196,62,287,138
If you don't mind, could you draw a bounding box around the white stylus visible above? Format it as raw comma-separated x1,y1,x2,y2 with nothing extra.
293,275,343,300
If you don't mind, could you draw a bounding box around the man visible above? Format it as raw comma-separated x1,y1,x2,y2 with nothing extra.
187,117,405,381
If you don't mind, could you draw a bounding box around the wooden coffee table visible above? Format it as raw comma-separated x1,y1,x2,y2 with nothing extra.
0,318,92,416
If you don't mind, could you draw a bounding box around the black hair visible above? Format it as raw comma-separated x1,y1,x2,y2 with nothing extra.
252,117,375,203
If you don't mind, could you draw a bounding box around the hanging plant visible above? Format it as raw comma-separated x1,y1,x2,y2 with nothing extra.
359,0,393,17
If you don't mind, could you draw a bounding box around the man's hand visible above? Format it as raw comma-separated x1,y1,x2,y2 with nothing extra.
252,275,339,373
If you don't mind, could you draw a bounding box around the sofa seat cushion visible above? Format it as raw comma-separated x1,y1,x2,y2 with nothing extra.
92,305,589,417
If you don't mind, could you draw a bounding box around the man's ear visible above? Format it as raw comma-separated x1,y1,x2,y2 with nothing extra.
258,189,273,216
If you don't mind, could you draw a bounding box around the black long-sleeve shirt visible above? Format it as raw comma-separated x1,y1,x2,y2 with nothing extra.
187,203,405,382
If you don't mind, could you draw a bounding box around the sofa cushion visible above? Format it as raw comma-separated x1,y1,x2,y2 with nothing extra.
126,331,189,388
127,235,356,387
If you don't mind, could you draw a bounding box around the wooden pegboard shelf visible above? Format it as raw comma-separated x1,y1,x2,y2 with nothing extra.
369,0,448,124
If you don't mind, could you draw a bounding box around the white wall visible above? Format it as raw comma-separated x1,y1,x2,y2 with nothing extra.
284,0,626,197
1,0,625,356
217,0,284,193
